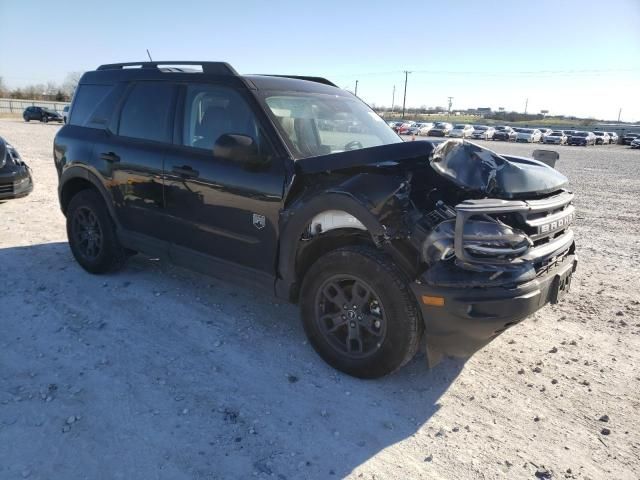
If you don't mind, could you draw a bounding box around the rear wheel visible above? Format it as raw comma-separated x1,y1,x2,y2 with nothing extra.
300,246,423,378
66,189,126,274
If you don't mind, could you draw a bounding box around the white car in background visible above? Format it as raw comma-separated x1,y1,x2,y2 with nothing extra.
543,130,567,145
593,131,611,145
607,132,619,144
471,125,495,140
449,124,474,138
418,122,435,135
537,128,553,141
514,128,542,143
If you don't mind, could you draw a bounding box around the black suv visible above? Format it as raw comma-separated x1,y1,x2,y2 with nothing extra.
23,106,63,123
54,61,577,378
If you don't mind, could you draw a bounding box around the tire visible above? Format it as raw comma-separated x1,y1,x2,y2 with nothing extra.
66,189,127,274
42,115,48,123
300,245,423,379
24,116,30,122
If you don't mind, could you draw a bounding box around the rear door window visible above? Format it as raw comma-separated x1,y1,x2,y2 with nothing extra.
118,82,176,143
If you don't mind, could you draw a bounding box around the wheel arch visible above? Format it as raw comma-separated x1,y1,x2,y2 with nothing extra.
59,167,118,226
276,171,415,302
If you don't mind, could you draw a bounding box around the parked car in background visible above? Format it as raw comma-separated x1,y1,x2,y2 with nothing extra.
563,130,576,138
537,128,553,141
593,132,611,145
493,126,517,141
471,125,495,140
630,137,640,149
515,128,542,143
607,132,618,144
544,131,567,145
396,121,415,134
418,122,435,135
62,105,70,124
0,136,33,200
568,131,596,146
622,132,640,145
449,124,474,138
23,106,63,123
427,122,453,136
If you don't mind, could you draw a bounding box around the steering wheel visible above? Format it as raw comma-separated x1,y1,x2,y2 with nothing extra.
344,140,364,151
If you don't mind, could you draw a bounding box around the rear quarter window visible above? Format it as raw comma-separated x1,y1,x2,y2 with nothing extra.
69,84,114,127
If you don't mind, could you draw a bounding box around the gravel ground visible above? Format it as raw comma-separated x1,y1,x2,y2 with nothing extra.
1,118,639,480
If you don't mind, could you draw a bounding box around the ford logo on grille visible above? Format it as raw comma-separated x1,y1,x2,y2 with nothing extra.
539,212,574,234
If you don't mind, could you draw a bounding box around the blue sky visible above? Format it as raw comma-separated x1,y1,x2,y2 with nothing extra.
1,0,639,120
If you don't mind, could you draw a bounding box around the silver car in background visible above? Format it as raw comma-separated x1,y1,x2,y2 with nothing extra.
543,130,567,145
515,128,542,143
449,124,474,138
471,125,495,140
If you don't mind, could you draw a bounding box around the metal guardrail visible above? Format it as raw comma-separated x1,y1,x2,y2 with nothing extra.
0,98,69,114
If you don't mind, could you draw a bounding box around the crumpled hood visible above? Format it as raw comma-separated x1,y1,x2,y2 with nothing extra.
297,139,567,199
430,140,568,198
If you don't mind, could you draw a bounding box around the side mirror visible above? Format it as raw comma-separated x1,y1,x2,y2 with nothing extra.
532,149,559,168
213,134,259,164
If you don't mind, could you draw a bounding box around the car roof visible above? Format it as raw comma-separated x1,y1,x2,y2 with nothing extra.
82,61,348,97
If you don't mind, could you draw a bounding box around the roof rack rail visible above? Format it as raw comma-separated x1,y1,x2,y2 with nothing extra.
262,75,337,87
96,61,239,76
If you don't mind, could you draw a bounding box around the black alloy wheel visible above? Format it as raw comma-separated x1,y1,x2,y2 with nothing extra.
314,275,387,359
71,206,103,262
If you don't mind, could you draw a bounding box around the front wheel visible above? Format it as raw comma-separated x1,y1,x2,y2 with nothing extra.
42,115,48,123
66,189,127,274
300,246,423,378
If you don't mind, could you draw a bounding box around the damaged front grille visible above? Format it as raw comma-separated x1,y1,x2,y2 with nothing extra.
453,190,575,267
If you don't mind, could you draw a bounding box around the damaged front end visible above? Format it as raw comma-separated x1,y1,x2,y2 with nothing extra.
0,136,33,200
406,141,577,365
287,139,577,367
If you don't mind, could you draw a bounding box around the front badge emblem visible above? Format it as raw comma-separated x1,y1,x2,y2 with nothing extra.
252,213,266,230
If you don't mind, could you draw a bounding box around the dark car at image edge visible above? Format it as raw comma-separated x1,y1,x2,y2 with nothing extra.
23,106,64,123
0,136,33,200
53,61,578,378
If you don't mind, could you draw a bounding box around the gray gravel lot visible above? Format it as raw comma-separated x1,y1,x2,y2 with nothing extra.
1,118,639,479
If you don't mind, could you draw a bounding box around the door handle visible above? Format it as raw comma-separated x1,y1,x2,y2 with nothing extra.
100,152,120,163
171,165,199,178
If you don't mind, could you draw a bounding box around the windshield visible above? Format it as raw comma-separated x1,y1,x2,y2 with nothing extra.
594,132,604,136
453,124,467,129
263,93,401,159
573,132,588,137
520,128,534,133
551,131,564,135
473,126,487,130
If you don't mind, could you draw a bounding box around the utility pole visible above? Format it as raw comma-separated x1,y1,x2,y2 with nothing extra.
391,85,396,113
447,96,453,120
402,71,411,118
617,108,622,123
524,98,529,115
354,80,359,97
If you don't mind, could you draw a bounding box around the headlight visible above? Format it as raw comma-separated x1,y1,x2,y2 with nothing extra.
423,218,532,265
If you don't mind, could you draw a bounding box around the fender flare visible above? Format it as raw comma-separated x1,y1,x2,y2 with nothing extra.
58,166,120,227
276,190,395,300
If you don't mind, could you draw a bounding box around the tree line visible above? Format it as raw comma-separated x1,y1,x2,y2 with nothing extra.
0,72,83,102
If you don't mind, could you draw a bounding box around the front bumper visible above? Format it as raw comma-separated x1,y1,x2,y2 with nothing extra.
412,253,577,366
0,166,33,200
